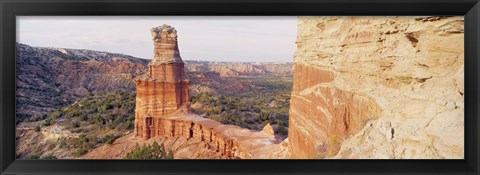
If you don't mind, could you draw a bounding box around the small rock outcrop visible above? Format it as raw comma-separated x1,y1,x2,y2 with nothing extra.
262,123,275,139
289,16,464,159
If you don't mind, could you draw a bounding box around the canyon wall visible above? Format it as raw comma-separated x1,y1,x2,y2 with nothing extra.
16,43,149,117
185,61,293,76
289,16,464,159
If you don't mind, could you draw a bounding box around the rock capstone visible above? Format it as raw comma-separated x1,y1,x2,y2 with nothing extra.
134,24,190,140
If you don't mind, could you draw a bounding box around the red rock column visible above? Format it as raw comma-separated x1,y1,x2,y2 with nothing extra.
134,24,190,140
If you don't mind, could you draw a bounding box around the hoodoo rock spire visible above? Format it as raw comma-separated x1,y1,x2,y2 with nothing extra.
150,24,183,64
134,24,190,140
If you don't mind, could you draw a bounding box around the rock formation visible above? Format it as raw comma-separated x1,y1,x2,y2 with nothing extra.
289,16,464,159
185,61,293,77
134,25,190,140
125,25,288,159
261,123,275,139
83,113,288,159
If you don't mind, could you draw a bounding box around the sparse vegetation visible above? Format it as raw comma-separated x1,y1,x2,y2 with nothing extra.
17,65,292,159
42,155,58,160
20,92,136,158
25,155,40,160
124,141,174,159
34,125,41,132
189,75,292,138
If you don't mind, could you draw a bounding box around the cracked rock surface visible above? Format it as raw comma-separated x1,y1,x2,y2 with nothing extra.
289,16,464,159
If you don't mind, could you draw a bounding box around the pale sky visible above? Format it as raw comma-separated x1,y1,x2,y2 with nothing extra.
17,16,297,62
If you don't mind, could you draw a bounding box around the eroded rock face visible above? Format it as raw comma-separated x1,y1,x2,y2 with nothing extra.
134,25,190,140
289,16,464,159
128,25,288,159
16,43,149,117
82,112,288,159
185,62,293,77
288,64,382,158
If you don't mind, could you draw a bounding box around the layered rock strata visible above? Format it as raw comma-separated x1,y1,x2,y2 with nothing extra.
289,16,464,159
134,25,189,140
126,25,288,159
82,112,288,159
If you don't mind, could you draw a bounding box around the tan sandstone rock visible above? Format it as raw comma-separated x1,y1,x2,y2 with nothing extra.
289,16,464,159
262,123,275,138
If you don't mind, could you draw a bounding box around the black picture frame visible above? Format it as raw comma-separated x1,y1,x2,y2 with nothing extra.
1,0,479,174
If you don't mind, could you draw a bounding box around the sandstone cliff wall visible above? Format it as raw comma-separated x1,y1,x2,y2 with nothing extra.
289,16,464,159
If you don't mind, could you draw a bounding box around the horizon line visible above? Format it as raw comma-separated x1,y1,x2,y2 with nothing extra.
17,42,294,63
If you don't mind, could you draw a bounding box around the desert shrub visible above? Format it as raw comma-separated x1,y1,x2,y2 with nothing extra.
16,113,31,124
122,120,133,130
48,110,62,119
97,104,113,113
71,120,80,128
42,155,58,160
101,134,121,144
34,125,41,132
68,108,83,118
79,114,88,121
72,147,88,157
110,116,124,129
25,155,40,159
43,118,53,126
277,126,288,136
58,137,68,149
90,114,104,126
124,141,174,159
78,99,89,107
25,114,46,122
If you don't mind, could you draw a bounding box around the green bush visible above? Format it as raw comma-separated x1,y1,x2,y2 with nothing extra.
72,148,88,157
79,114,88,121
34,125,41,132
102,134,121,144
25,155,40,159
42,155,58,160
124,141,174,159
71,120,80,128
43,118,53,126
65,109,81,119
58,137,68,149
277,126,288,136
97,104,113,113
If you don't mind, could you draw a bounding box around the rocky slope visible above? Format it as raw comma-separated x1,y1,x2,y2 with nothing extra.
16,43,149,119
16,43,293,159
16,43,292,121
289,16,464,159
